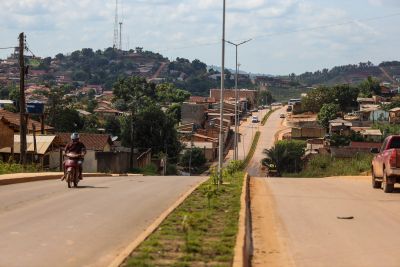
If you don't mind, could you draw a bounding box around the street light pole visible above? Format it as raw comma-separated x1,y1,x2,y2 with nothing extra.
217,0,226,184
225,38,252,161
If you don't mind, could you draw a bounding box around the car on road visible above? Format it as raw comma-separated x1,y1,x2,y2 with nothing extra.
371,135,400,193
251,116,259,123
279,113,285,118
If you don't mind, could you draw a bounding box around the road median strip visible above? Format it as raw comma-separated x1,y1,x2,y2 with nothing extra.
115,171,244,267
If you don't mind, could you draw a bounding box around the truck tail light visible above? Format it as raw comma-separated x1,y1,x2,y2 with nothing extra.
390,150,397,168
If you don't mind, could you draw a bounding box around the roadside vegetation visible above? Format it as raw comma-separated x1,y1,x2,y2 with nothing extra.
285,154,373,178
243,131,260,168
262,140,306,176
122,161,245,267
0,162,39,175
261,108,278,126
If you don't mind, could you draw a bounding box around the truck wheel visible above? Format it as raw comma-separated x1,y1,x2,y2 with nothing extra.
383,171,394,193
371,169,382,189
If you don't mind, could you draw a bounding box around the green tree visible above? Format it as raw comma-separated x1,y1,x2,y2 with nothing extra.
180,147,207,173
86,100,98,113
120,105,182,162
259,90,274,105
262,145,288,176
53,108,83,132
156,83,190,104
359,76,381,97
0,85,9,99
105,116,121,136
331,84,359,111
301,86,334,112
262,140,306,175
113,77,158,167
318,103,340,129
82,115,99,133
166,103,182,123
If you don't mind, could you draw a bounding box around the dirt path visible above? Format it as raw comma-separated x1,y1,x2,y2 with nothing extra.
151,62,168,79
380,66,398,85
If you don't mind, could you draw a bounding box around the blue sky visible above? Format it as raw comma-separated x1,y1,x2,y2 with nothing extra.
0,0,399,75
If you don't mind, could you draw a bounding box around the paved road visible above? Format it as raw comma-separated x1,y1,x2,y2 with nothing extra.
252,176,400,267
247,107,284,176
0,175,205,267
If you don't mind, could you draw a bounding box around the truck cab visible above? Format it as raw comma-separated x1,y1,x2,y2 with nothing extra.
371,135,400,193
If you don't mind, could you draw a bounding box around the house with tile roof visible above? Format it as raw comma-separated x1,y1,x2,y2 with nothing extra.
0,109,54,134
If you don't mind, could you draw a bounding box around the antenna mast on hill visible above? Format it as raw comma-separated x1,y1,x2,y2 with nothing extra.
113,0,119,49
119,22,123,50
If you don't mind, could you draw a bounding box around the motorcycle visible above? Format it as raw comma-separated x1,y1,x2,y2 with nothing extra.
63,152,83,188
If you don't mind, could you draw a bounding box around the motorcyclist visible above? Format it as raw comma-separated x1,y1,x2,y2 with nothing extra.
64,133,86,180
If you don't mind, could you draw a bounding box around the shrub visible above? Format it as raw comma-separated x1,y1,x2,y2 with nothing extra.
225,160,244,175
263,140,306,174
289,153,373,178
140,163,159,176
180,147,207,173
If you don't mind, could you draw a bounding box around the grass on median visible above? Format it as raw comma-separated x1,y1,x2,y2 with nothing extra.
122,171,244,267
261,108,278,126
242,131,260,169
285,153,373,178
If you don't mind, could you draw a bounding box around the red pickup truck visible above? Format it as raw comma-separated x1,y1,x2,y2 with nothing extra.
371,135,400,193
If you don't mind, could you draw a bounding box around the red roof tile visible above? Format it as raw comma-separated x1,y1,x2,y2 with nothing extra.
0,109,53,132
57,133,113,151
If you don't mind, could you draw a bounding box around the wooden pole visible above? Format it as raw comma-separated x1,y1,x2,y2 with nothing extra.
32,123,37,164
18,32,27,166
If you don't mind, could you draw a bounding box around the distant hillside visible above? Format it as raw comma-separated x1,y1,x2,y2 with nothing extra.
287,61,400,86
27,48,255,96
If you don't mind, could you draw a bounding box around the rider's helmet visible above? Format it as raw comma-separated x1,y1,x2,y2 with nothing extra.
71,132,80,141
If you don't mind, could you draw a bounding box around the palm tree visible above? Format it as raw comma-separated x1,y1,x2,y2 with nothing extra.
262,145,288,176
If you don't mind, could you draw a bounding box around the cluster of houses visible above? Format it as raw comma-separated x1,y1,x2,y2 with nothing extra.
0,109,151,173
283,87,400,159
178,89,259,162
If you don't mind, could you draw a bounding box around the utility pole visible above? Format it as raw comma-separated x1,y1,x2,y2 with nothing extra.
226,39,252,161
218,0,226,184
18,33,27,167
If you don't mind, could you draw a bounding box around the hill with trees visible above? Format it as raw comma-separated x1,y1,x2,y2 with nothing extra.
29,47,255,96
285,61,400,86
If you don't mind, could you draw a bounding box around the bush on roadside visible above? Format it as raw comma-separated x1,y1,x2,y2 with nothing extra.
140,163,159,176
225,160,244,175
262,140,306,175
0,162,39,175
287,153,373,178
180,147,207,174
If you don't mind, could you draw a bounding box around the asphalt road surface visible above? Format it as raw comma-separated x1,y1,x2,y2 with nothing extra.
0,175,205,267
252,176,400,267
247,107,284,176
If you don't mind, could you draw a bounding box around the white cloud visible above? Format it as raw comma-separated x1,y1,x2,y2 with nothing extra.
0,0,399,74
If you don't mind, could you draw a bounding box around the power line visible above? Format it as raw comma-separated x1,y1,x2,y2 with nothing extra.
250,12,400,40
150,11,400,53
0,46,16,50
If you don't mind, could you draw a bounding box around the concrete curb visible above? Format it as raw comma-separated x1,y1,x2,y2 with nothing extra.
107,177,207,267
0,172,116,186
233,173,252,267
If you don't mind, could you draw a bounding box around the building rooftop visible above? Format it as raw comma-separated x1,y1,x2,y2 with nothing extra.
57,133,113,151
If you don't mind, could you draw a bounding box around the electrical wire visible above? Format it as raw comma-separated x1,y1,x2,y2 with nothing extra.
0,46,16,50
150,11,400,53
